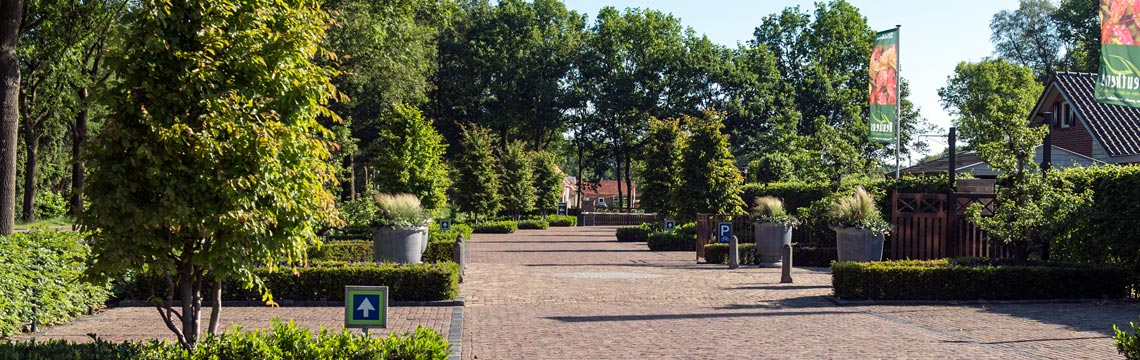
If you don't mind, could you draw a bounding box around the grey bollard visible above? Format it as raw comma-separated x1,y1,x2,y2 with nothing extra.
453,235,466,283
728,235,740,269
780,244,793,283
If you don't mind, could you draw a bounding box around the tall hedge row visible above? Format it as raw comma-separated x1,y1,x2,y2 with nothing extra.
0,230,110,338
1055,166,1140,286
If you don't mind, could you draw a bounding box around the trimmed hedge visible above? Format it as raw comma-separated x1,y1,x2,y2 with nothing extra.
0,229,109,338
832,259,1131,300
647,232,695,251
119,262,460,302
616,226,650,242
0,319,448,359
547,215,577,227
703,243,758,265
429,222,473,243
517,220,550,230
309,240,456,264
472,221,518,234
325,225,371,241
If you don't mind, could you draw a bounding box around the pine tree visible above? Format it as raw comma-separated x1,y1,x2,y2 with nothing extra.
639,117,685,215
452,124,500,223
677,110,745,219
531,150,563,216
499,140,536,219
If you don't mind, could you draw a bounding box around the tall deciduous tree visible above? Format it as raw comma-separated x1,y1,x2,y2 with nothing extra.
1053,0,1099,73
677,110,744,219
530,150,562,215
499,140,536,219
452,124,500,223
369,103,451,211
638,117,685,216
83,0,340,349
990,0,1062,81
0,0,22,235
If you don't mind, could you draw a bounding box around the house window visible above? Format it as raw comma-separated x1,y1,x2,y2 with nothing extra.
1061,102,1073,128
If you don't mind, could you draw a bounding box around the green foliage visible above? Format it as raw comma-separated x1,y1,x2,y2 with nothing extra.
647,231,695,251
615,226,650,242
0,230,109,338
499,141,537,217
1054,0,1099,73
794,247,838,267
33,190,68,220
531,151,563,214
748,154,795,184
120,262,460,302
966,170,1091,262
1116,318,1140,360
428,222,473,243
1052,166,1140,288
373,193,431,227
308,241,372,262
423,240,457,264
368,104,452,211
702,243,758,265
831,259,1130,300
83,0,340,347
639,117,685,215
989,0,1061,80
0,320,450,359
827,187,890,234
516,220,549,230
751,196,797,225
546,215,577,227
472,221,517,234
452,125,501,222
337,194,379,228
676,110,746,219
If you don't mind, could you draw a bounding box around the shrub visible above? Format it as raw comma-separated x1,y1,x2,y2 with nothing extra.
615,226,651,242
703,243,758,264
423,240,457,263
472,221,517,234
34,190,69,220
325,225,372,241
1116,318,1140,360
308,241,371,262
0,320,449,360
831,259,1130,300
647,232,695,251
0,230,109,338
119,262,460,302
827,186,890,234
374,193,431,227
338,195,379,228
429,222,473,243
547,215,577,227
751,196,797,226
676,222,697,238
517,220,549,230
1055,166,1140,289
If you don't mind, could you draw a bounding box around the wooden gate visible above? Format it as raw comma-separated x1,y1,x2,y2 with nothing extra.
890,192,1006,260
695,214,754,261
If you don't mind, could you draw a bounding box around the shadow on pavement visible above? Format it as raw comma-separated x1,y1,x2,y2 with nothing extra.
546,309,856,323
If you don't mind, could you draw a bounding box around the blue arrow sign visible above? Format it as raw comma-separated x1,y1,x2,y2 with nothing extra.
353,294,380,320
440,220,451,231
345,286,387,328
718,222,732,244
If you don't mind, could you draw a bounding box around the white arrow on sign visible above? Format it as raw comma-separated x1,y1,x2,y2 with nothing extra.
357,297,375,318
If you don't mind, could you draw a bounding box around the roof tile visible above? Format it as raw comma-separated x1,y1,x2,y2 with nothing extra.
1054,72,1140,157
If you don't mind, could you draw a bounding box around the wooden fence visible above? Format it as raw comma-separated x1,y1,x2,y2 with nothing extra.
694,214,753,260
580,212,660,226
890,192,1009,260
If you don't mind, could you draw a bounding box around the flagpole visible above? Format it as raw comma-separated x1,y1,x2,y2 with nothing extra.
894,24,901,179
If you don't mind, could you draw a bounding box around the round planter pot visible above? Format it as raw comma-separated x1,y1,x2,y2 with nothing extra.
372,226,429,264
834,227,884,262
754,222,793,268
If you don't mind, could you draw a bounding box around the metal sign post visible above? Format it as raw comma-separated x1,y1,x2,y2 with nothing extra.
345,286,388,334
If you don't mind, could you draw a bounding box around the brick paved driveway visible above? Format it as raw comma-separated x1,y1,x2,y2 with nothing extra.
461,226,1139,360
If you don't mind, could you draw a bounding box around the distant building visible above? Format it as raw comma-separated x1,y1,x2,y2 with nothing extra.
562,177,636,211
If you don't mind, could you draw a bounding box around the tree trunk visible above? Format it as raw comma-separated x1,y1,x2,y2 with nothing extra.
624,155,633,212
20,125,36,222
0,0,21,235
71,87,88,217
614,154,623,212
576,139,583,209
207,279,221,334
178,266,200,349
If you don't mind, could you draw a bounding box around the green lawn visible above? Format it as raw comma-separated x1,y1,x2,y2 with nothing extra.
15,216,76,230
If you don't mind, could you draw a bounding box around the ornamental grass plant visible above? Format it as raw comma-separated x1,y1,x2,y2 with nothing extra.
374,193,431,227
751,196,797,226
827,187,890,234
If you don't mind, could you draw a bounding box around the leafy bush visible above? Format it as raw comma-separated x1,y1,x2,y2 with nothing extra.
119,262,460,302
338,195,379,228
1116,318,1140,360
647,232,695,251
34,190,70,220
0,229,109,338
676,222,697,238
547,215,577,227
517,220,549,230
325,225,372,241
616,226,651,242
429,222,473,243
472,221,517,234
374,193,431,227
703,243,758,264
308,241,371,262
832,259,1130,300
1055,166,1140,289
0,319,449,360
423,240,457,263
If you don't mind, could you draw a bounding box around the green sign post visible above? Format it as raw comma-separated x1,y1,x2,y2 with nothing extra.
345,286,388,332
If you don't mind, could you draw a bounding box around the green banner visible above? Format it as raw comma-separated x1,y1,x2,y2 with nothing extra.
1097,0,1140,107
869,29,898,143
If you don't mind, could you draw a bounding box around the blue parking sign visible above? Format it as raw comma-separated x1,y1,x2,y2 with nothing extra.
718,222,732,244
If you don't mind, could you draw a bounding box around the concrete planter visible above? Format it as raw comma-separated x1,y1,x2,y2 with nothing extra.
834,227,884,262
372,225,429,264
753,222,793,268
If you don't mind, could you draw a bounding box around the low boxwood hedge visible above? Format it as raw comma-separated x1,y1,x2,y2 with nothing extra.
472,221,517,234
616,226,650,242
119,262,460,302
832,259,1131,300
702,243,758,264
0,229,109,338
429,222,473,243
547,215,577,227
517,220,549,230
647,232,695,251
0,319,448,359
309,240,456,264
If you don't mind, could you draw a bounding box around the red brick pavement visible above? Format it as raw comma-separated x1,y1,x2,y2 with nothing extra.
461,226,1139,360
